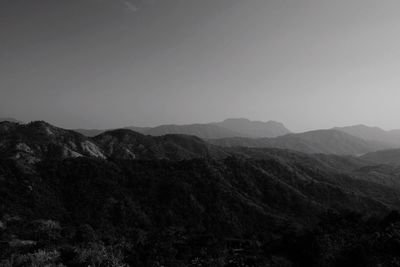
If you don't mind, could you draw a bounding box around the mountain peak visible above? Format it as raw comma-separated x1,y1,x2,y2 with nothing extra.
222,118,251,123
222,118,283,124
215,118,290,138
338,124,385,131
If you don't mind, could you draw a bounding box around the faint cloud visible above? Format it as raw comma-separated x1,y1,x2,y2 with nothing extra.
119,0,139,13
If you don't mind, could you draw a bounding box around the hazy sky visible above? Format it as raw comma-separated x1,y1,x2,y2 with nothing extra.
1,0,400,131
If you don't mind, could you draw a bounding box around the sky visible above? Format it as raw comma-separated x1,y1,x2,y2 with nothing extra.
1,0,400,132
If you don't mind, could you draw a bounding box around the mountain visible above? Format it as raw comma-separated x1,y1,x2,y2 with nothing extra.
94,128,228,160
335,124,400,147
0,121,106,162
75,123,241,138
75,118,291,139
0,121,228,162
74,126,151,137
3,121,400,265
213,118,291,138
143,123,246,139
360,148,400,165
209,129,388,155
10,121,389,159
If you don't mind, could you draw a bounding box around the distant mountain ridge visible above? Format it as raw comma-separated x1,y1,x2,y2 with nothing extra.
1,120,391,159
75,118,291,139
209,129,390,155
212,118,290,138
335,124,400,147
140,123,245,139
5,118,400,157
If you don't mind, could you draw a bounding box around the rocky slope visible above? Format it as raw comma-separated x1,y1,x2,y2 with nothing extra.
0,121,105,163
0,121,228,163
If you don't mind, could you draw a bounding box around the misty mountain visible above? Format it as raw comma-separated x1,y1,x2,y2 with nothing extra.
212,118,291,137
335,124,400,147
129,118,291,138
75,123,242,138
209,129,389,155
75,118,291,139
4,121,390,161
142,123,245,139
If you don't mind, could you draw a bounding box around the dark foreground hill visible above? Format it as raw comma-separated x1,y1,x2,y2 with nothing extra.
2,152,400,265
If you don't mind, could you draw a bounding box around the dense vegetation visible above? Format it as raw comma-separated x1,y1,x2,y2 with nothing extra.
1,154,400,266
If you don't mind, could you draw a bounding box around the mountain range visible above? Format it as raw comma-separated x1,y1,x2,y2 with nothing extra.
4,117,400,156
334,124,400,147
74,118,291,138
3,119,400,265
209,129,391,155
0,121,229,163
63,118,400,155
